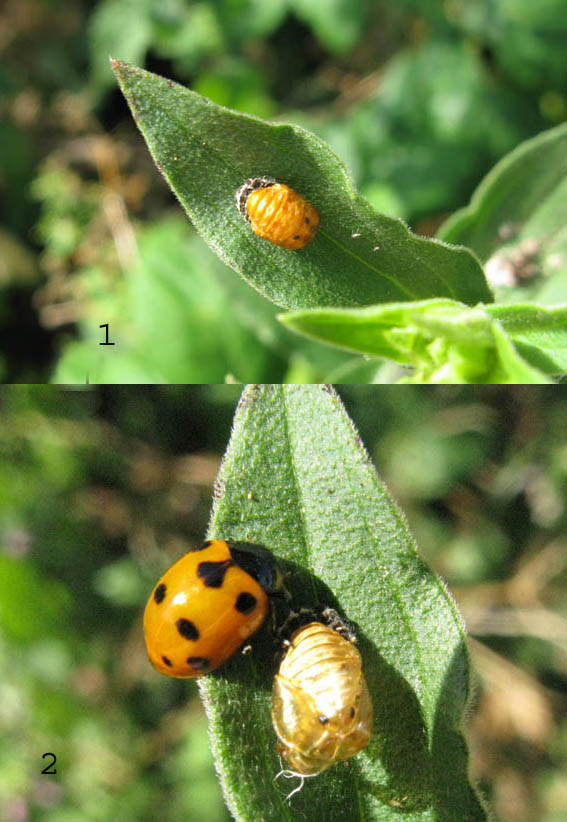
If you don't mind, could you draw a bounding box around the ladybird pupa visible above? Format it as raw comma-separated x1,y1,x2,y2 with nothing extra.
236,177,320,250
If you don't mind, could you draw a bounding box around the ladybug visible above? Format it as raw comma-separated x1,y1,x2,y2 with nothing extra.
144,539,283,678
236,177,320,250
271,613,373,777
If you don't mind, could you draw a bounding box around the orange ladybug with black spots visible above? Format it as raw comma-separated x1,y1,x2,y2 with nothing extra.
144,539,283,678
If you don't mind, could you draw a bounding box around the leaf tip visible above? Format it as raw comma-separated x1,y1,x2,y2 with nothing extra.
109,58,131,79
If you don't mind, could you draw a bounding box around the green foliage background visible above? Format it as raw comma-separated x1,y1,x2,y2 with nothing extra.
1,0,565,382
0,385,565,821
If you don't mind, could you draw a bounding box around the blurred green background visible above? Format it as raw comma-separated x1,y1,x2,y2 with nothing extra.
0,385,566,821
1,0,566,382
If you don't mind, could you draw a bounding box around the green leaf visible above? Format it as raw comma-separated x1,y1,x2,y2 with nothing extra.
199,385,486,821
280,299,555,383
486,302,567,373
488,321,553,383
111,60,492,310
281,299,481,363
438,124,567,304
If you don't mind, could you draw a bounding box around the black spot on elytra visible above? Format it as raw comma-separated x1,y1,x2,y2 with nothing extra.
197,559,232,587
293,235,300,240
188,657,210,670
154,583,166,604
349,707,355,718
162,655,173,667
318,714,329,724
176,618,199,641
235,592,258,614
304,217,310,224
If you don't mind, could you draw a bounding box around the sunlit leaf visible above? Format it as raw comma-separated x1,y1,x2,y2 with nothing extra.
112,61,492,310
199,385,486,820
280,299,557,383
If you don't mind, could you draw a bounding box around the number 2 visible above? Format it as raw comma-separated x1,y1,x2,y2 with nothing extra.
41,753,57,774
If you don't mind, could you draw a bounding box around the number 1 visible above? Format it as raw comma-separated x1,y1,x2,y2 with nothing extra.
99,324,115,346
